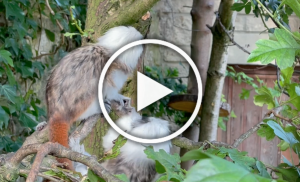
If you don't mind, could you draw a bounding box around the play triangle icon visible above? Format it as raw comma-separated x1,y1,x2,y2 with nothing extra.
137,71,173,111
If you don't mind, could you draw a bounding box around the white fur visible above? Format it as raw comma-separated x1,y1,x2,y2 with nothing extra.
79,26,143,120
103,110,172,167
99,26,143,101
78,99,101,120
69,138,91,175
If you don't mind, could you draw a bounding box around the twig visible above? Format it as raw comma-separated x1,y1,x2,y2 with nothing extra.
267,110,300,129
32,34,65,60
235,65,269,71
40,167,79,182
232,122,263,148
172,137,232,150
217,17,251,55
45,0,63,31
20,169,61,182
69,7,85,35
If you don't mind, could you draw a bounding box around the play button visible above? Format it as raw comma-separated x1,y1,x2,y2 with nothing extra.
137,72,173,111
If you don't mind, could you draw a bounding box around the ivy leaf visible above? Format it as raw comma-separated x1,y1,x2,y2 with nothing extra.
287,83,300,110
0,84,16,104
26,18,38,30
254,86,276,109
45,29,55,42
284,0,300,19
257,125,276,141
4,64,16,86
115,174,130,182
247,29,300,69
3,0,25,22
267,120,298,145
239,88,251,100
184,152,276,182
0,50,14,67
19,111,38,128
0,106,9,130
13,22,28,38
21,40,33,59
144,146,184,181
5,38,19,55
256,161,271,179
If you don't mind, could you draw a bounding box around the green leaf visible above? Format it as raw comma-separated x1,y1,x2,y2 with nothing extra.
219,148,256,170
184,152,277,182
231,3,246,11
0,84,16,104
102,135,127,161
181,149,211,162
218,117,227,131
115,174,130,182
3,0,25,22
156,175,168,182
230,111,237,118
277,140,290,151
21,40,33,59
247,29,300,69
280,67,294,87
4,64,16,85
144,146,184,181
284,0,300,18
257,125,276,141
0,50,14,67
267,120,298,145
19,111,38,128
13,22,28,38
0,106,9,129
5,38,19,55
87,169,105,182
256,161,271,179
245,2,252,14
254,86,276,109
239,88,251,100
287,83,300,110
45,29,55,42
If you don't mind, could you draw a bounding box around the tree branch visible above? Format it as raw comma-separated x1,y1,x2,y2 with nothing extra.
172,137,232,150
24,143,122,182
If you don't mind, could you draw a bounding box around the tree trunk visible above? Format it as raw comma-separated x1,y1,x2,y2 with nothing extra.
180,0,215,170
199,0,234,142
82,0,158,158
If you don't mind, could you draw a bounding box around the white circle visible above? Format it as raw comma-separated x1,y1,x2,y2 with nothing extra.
98,39,202,144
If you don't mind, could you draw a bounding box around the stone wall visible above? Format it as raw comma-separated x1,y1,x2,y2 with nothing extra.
146,0,300,73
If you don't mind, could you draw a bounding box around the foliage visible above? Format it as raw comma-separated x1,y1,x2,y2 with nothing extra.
142,66,189,125
0,0,86,153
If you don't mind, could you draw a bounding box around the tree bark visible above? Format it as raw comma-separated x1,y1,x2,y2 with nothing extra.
180,0,215,170
83,0,157,158
199,0,234,142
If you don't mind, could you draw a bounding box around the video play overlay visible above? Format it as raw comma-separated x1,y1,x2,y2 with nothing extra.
98,40,202,144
